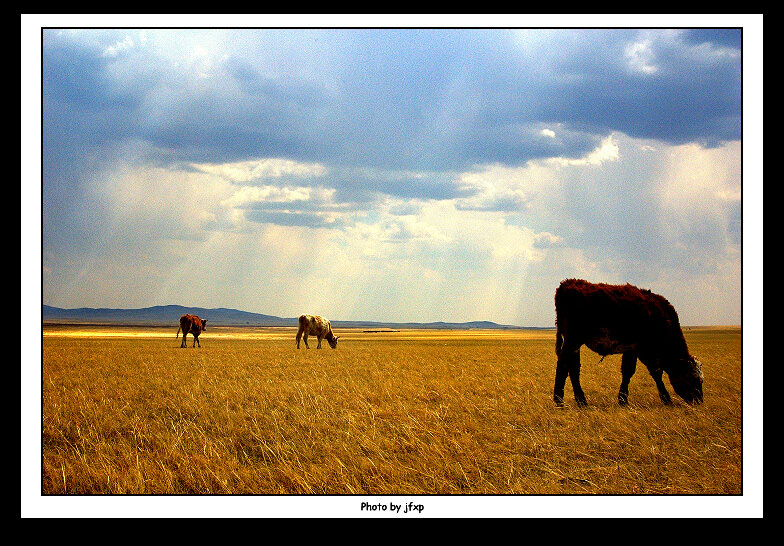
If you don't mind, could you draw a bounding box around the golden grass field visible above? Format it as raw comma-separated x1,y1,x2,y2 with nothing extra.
41,325,741,494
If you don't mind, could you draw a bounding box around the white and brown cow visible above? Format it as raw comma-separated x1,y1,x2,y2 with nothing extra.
296,314,339,349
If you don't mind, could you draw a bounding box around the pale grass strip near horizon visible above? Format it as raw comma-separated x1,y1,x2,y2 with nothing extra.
42,326,559,341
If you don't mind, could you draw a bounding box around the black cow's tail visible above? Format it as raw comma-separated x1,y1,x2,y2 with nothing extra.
176,326,181,339
555,327,564,357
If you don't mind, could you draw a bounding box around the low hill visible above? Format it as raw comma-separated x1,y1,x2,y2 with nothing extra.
42,305,527,329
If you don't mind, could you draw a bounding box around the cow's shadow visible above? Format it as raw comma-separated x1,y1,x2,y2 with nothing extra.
553,395,693,411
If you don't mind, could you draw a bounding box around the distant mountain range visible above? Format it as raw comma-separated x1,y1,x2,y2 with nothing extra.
41,304,530,329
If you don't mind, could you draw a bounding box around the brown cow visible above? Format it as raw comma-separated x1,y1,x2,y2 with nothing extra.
176,314,207,348
296,314,339,349
553,279,703,406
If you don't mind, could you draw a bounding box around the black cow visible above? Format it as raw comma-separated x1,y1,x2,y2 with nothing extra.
553,279,703,406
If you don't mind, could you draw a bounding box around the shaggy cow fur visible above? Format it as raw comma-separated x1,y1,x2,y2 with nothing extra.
553,279,703,406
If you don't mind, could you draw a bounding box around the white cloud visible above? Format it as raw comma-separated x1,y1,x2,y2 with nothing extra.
540,128,556,138
102,36,134,58
716,189,741,202
533,231,564,248
453,162,555,212
624,39,658,74
191,158,327,184
659,141,741,208
220,185,335,207
549,134,620,166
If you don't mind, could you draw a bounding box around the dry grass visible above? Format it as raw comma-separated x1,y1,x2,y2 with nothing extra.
41,326,741,494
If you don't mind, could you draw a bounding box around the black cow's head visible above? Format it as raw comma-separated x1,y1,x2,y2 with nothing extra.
202,319,207,330
328,335,339,349
668,355,704,404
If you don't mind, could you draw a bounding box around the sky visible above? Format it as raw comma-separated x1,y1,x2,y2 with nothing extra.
40,27,743,327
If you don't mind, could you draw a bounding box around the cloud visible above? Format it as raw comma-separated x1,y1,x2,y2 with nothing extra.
191,158,327,184
102,35,134,58
41,29,742,325
42,135,741,324
454,194,531,212
243,210,348,228
533,232,565,249
332,167,473,202
44,28,741,175
625,39,658,74
715,189,741,202
548,134,620,166
681,29,741,49
220,185,335,207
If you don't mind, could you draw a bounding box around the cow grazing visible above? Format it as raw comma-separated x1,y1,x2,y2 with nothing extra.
176,314,207,348
296,314,339,349
553,279,703,406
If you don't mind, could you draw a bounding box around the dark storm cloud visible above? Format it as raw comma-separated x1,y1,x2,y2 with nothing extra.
43,29,741,176
473,30,741,147
43,28,741,234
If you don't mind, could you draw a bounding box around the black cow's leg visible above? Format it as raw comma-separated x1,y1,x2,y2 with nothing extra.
568,353,587,406
553,358,570,406
618,352,637,405
554,345,579,406
195,335,200,348
640,357,672,404
317,336,323,349
296,329,303,349
649,367,672,405
303,333,309,349
181,331,187,348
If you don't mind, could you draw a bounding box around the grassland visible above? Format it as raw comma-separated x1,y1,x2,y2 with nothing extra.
41,326,741,494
